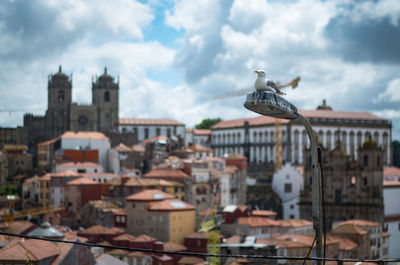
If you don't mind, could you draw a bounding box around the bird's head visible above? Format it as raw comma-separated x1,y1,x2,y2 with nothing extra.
254,70,266,78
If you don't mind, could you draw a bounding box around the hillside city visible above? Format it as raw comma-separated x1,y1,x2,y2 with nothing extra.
0,67,399,265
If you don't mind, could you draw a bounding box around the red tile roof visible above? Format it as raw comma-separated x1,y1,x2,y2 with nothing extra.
119,118,184,126
164,242,187,251
78,225,124,235
149,199,196,211
224,235,241,244
112,233,136,242
143,168,190,180
298,109,385,120
332,224,368,235
57,161,103,168
0,239,59,261
212,109,386,130
61,131,109,140
237,217,279,227
178,256,205,265
193,129,212,136
337,219,380,227
132,144,146,152
212,116,287,129
4,221,36,234
126,189,175,202
66,177,98,185
252,210,277,217
384,166,400,178
133,234,156,242
142,135,170,144
277,219,313,228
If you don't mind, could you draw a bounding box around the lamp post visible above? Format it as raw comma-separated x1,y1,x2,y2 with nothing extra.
244,90,323,264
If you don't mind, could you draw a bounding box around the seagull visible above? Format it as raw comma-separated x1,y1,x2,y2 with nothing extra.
254,70,286,95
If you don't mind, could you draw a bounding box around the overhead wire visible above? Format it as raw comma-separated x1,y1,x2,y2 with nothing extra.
0,230,399,263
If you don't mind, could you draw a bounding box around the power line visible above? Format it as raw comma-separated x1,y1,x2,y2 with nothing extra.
0,230,399,263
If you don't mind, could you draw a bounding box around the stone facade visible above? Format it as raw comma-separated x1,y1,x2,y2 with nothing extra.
299,140,384,230
23,66,119,150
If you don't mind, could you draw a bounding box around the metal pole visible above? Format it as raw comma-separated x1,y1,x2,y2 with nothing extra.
297,114,323,264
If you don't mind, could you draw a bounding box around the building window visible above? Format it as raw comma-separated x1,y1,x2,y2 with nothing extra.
290,204,294,209
335,189,342,204
363,155,369,167
351,176,356,185
364,177,368,186
104,91,110,102
58,90,64,102
156,128,161,136
284,183,292,193
144,128,149,139
132,203,135,208
167,128,171,138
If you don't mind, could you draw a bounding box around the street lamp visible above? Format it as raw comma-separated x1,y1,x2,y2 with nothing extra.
244,90,323,264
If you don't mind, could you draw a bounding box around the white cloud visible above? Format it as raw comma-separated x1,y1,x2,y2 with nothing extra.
374,78,400,103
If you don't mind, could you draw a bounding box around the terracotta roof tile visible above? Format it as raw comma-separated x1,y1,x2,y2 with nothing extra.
78,225,124,235
61,131,109,140
384,166,400,178
149,199,196,211
193,129,211,136
113,233,136,242
132,145,145,152
126,189,175,202
178,256,204,264
237,217,279,227
114,143,132,152
332,224,368,235
277,219,313,228
57,161,103,168
212,109,386,130
142,135,170,144
163,242,187,251
143,168,190,180
224,235,241,244
252,210,277,217
212,116,287,129
4,221,36,234
119,118,184,126
133,234,156,242
188,143,212,152
66,177,98,185
1,238,59,261
337,219,380,227
298,109,385,121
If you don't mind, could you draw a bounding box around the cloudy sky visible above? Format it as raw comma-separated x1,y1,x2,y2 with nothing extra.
0,0,399,140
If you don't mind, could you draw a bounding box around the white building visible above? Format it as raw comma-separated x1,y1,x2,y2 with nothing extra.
119,118,185,142
55,161,104,174
383,168,400,259
56,131,111,171
211,100,392,166
185,128,211,147
272,164,304,220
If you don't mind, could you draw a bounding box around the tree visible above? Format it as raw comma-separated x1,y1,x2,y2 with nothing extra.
195,118,222,129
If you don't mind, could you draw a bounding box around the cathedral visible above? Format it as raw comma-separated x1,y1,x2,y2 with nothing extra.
23,66,119,149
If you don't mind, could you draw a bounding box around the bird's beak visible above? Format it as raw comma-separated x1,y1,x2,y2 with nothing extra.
254,70,259,74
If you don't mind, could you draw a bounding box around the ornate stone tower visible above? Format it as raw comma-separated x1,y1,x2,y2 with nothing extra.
299,140,384,230
46,65,72,139
92,67,119,132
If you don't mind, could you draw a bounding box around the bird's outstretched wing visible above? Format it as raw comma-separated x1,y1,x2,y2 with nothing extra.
265,80,278,89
